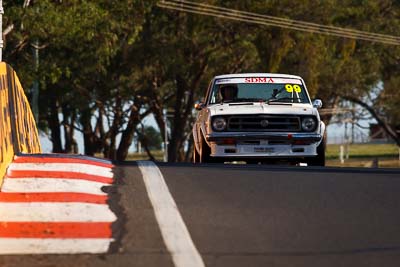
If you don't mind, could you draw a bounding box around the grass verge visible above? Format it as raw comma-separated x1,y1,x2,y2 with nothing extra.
326,143,399,159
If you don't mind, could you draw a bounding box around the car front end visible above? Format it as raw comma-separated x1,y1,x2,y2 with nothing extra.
194,73,326,165
205,104,323,160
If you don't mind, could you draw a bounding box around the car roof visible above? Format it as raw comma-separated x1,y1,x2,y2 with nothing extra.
214,73,303,79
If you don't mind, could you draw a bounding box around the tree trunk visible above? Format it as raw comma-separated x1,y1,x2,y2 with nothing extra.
116,103,141,161
81,108,97,156
62,105,78,153
168,58,208,162
136,128,156,161
104,96,122,160
168,74,187,162
48,96,63,153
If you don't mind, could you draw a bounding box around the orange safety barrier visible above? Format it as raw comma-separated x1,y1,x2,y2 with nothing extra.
0,62,41,185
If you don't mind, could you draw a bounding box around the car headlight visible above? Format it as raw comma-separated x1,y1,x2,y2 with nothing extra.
301,117,317,132
212,117,227,131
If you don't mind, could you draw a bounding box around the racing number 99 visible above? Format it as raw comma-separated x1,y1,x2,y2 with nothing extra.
285,84,301,93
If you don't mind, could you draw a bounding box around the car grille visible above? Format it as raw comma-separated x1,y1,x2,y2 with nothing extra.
227,115,300,132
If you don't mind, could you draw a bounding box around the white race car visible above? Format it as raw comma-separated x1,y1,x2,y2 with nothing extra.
192,73,326,165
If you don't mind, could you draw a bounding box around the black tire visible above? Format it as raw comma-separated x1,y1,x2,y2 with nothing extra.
193,145,200,163
199,135,212,163
306,138,326,166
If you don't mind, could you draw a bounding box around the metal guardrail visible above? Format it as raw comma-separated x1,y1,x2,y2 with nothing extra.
0,62,41,185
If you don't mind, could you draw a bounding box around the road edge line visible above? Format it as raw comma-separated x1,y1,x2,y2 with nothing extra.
137,161,205,267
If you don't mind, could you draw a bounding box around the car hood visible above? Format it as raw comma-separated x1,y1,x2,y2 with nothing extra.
208,102,318,117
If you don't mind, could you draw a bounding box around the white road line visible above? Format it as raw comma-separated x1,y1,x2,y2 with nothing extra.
137,161,205,267
1,178,108,195
8,163,113,178
0,202,117,222
0,238,114,254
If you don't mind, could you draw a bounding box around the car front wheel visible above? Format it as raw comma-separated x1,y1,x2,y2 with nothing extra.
199,135,212,163
305,138,326,166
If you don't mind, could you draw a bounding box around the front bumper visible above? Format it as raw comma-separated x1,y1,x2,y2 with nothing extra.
210,143,318,158
206,132,322,143
205,132,322,158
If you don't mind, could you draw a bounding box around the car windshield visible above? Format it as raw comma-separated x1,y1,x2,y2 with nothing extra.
209,77,310,104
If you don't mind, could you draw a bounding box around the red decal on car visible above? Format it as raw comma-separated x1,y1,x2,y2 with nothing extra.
244,77,274,83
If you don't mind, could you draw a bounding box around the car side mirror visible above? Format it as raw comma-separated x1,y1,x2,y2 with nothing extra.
194,102,205,110
313,99,323,109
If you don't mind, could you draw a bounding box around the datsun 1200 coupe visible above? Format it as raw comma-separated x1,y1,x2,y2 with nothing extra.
192,73,326,166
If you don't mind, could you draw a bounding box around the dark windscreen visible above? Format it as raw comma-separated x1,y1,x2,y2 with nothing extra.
209,77,310,104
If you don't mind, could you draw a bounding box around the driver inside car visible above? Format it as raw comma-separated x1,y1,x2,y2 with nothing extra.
219,85,238,102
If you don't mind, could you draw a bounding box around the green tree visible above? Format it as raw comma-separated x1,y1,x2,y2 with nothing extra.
134,2,259,162
4,0,154,159
4,0,399,160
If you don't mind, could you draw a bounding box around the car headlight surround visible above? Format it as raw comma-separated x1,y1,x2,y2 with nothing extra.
212,117,227,131
301,117,317,132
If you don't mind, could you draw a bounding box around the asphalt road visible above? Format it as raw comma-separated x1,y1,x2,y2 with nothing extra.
1,163,400,267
